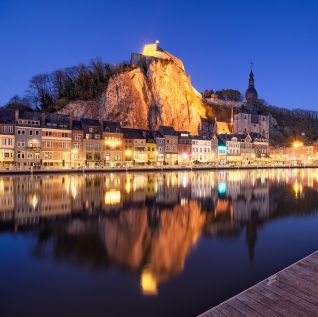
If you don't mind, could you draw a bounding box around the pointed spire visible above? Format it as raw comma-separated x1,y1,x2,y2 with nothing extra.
249,62,255,88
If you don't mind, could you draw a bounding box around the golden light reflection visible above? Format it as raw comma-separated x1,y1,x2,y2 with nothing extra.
104,190,121,206
293,180,303,198
28,194,38,209
141,270,158,296
71,178,78,199
125,180,131,193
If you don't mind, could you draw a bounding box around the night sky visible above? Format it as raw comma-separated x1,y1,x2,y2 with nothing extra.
1,0,318,110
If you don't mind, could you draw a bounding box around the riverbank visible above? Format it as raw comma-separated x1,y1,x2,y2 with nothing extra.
0,164,317,175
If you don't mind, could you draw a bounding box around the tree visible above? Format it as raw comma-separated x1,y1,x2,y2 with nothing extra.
5,95,33,111
215,89,242,102
202,89,214,98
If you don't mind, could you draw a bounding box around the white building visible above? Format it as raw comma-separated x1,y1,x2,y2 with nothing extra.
191,136,211,163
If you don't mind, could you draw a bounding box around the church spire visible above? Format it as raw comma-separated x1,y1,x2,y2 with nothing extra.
249,61,255,88
245,63,258,107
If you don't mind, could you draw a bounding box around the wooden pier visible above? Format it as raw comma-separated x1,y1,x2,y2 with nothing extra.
199,251,318,317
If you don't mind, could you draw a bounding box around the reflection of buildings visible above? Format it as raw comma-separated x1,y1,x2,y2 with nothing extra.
2,169,318,292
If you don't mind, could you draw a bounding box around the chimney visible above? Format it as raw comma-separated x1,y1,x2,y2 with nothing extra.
69,114,73,129
40,112,46,125
14,109,19,123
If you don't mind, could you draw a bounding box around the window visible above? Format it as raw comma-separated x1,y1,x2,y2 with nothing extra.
45,141,52,148
17,151,25,159
35,130,39,136
62,132,69,138
74,143,81,149
2,126,13,133
61,142,67,149
17,141,25,147
17,129,25,135
75,134,81,141
29,130,33,136
35,153,40,159
45,131,53,137
44,152,52,159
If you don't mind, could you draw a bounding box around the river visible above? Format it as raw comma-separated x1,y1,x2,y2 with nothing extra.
0,169,318,317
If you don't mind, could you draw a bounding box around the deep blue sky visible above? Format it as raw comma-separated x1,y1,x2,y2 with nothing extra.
0,0,318,110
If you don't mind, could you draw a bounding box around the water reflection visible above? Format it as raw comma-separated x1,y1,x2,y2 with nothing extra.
1,169,318,297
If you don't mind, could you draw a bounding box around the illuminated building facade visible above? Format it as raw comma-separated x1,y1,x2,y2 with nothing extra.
178,132,192,165
71,120,83,167
234,69,270,139
143,130,157,164
0,109,16,168
81,118,103,167
191,135,212,163
41,113,72,167
122,128,146,164
159,126,178,165
15,111,42,168
102,121,123,167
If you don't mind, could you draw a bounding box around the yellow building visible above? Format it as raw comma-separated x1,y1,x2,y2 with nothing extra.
144,130,157,164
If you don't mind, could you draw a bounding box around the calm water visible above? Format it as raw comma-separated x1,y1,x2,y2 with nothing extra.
1,169,318,317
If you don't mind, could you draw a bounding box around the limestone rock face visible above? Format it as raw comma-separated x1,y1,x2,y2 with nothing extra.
59,59,209,134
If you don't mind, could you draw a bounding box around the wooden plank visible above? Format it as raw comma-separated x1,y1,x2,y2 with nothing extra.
255,283,307,316
297,259,318,274
245,288,299,317
200,308,226,317
262,281,318,316
199,252,318,317
236,292,280,317
276,270,318,296
284,265,318,285
226,297,263,317
216,302,246,317
275,279,318,306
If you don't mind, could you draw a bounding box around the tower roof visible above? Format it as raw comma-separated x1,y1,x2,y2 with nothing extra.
245,69,258,103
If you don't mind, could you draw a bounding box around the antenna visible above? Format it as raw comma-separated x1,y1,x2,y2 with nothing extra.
250,60,254,71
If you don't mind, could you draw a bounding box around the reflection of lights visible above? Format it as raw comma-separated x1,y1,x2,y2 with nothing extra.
218,182,227,195
125,181,131,193
293,180,303,198
104,190,121,205
141,270,158,296
180,198,188,206
182,175,188,188
182,153,188,160
71,178,78,199
28,194,38,209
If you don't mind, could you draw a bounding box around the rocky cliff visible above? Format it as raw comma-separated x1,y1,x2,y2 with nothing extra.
59,58,209,134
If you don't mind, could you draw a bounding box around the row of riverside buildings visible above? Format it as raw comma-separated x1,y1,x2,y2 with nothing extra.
0,109,269,169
